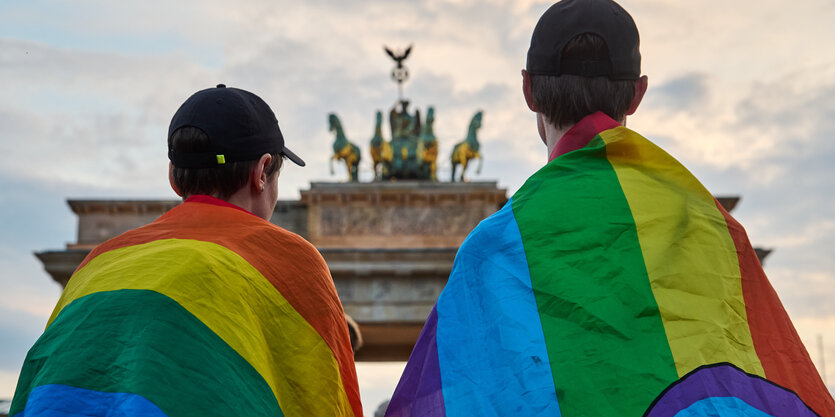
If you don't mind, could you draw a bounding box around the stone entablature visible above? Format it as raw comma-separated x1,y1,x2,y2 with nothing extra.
301,181,507,249
64,199,309,250
68,200,180,249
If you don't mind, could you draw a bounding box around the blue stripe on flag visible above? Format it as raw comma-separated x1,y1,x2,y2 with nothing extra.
436,201,561,416
675,397,772,417
15,384,166,417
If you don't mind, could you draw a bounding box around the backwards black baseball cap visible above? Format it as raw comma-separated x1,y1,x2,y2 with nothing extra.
526,0,641,80
168,84,305,168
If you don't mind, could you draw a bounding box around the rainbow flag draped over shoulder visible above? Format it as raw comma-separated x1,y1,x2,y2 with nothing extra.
387,113,834,417
12,196,363,417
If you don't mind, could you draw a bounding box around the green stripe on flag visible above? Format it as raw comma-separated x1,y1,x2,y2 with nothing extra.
511,137,678,416
12,289,283,417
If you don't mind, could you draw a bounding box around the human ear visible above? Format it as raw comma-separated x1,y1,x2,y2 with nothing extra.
251,154,272,193
168,163,182,197
626,75,648,116
522,69,538,112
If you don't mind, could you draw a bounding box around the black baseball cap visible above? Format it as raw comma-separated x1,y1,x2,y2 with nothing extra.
526,0,641,80
168,84,305,168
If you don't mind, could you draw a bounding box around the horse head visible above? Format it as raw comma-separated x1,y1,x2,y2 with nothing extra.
470,111,483,131
421,107,436,140
328,113,342,134
371,111,385,147
466,111,484,153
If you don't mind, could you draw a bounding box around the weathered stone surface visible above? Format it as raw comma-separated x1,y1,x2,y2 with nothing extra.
270,200,308,238
302,181,507,249
69,200,179,248
324,248,455,323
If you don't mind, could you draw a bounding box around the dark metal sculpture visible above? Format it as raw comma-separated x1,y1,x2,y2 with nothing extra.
384,44,413,101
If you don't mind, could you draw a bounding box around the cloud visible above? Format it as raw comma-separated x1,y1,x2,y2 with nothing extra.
0,372,20,401
0,307,46,371
0,38,218,196
634,0,835,82
790,315,835,391
0,175,84,318
356,362,406,416
1,0,549,197
645,73,710,113
634,63,835,181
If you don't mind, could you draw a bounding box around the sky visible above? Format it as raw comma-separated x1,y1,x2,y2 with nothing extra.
1,0,834,414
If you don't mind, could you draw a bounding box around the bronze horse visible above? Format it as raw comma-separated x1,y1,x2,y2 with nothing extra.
450,111,483,182
328,113,361,182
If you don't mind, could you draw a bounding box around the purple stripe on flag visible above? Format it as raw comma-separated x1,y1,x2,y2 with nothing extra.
645,363,819,417
386,307,445,417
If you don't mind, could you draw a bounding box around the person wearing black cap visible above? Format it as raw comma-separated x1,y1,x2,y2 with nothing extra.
10,85,364,417
522,0,647,159
167,83,307,218
385,1,834,416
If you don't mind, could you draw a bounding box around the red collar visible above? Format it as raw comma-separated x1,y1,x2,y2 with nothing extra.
184,195,257,217
549,112,621,162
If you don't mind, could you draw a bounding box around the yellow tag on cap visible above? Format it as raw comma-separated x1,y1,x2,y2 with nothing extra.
216,155,226,164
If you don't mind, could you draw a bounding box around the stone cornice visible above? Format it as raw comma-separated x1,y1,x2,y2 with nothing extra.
68,200,180,215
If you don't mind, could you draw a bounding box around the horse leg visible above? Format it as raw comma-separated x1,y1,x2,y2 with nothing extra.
343,159,351,181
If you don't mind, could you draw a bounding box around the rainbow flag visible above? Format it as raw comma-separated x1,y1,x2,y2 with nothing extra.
11,197,363,417
387,113,834,416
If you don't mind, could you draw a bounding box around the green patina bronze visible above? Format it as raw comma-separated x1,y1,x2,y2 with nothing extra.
370,111,392,180
389,100,424,180
451,111,484,182
329,107,483,182
328,113,361,182
328,44,483,182
418,107,438,181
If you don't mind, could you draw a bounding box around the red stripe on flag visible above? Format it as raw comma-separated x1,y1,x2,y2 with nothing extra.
715,200,834,415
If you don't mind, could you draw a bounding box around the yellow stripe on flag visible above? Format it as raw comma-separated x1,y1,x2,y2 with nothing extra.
600,127,764,378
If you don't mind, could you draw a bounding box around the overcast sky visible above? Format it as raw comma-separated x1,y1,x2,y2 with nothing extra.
1,0,834,414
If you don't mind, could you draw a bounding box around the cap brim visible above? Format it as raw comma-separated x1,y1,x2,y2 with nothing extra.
282,146,305,167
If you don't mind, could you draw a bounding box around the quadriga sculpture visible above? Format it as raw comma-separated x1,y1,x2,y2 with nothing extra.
328,113,361,182
450,111,484,182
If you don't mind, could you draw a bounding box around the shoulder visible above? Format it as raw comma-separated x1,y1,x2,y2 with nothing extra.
467,201,515,235
206,210,329,274
455,201,525,267
247,220,324,264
